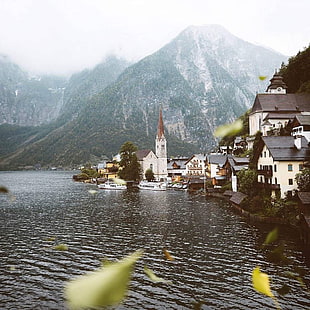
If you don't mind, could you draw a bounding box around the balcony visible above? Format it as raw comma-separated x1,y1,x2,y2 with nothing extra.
188,167,203,170
257,169,273,177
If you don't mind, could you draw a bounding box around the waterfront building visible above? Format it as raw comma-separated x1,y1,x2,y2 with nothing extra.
205,154,227,186
254,136,310,198
224,156,249,192
185,154,206,177
167,157,188,181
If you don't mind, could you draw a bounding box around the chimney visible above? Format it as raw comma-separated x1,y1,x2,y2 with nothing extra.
294,135,302,150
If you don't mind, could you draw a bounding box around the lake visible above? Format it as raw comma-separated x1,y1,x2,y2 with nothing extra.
0,171,309,309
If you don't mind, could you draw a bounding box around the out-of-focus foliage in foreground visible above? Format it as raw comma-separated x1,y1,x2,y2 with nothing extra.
214,119,243,138
65,250,142,309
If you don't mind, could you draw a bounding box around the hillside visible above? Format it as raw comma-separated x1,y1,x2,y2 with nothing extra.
280,45,310,93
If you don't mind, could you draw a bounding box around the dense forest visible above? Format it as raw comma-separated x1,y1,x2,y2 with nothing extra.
280,44,310,93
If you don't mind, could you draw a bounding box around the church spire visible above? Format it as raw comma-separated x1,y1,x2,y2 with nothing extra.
157,107,165,138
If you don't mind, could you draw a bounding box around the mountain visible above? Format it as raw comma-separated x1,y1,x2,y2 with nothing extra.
0,25,287,169
0,54,67,126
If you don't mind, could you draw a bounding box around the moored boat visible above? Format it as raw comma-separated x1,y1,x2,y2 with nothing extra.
138,180,167,191
98,180,126,190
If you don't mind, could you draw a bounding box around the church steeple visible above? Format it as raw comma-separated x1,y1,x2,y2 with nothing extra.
157,108,165,139
155,107,167,159
266,70,288,94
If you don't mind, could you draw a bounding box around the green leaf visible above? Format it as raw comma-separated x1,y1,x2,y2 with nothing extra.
144,266,172,284
263,227,278,246
214,119,243,138
65,250,143,309
259,76,268,81
53,244,68,251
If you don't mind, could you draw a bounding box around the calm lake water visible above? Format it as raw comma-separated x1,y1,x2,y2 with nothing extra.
0,171,309,309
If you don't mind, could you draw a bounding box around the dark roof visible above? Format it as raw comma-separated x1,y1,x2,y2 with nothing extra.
251,94,310,113
262,136,310,161
207,154,227,167
230,192,247,205
292,115,310,127
263,113,298,120
266,73,288,91
136,149,153,160
167,158,187,169
297,192,310,205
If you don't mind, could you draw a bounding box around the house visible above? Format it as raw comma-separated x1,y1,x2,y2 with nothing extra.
185,154,206,177
255,136,310,198
100,161,119,179
224,155,249,192
205,154,228,186
233,136,248,155
290,114,310,142
167,157,188,181
248,72,310,139
136,108,168,181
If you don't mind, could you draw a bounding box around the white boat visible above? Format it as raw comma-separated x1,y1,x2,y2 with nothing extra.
138,181,167,191
98,180,126,190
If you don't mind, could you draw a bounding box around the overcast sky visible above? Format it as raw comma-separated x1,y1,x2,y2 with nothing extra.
0,0,309,76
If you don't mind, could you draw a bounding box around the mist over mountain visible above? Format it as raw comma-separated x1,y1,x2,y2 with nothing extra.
0,25,287,169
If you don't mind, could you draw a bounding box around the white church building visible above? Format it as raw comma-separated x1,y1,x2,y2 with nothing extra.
136,108,168,181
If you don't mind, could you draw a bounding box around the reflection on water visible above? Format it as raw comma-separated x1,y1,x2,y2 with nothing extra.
0,171,309,309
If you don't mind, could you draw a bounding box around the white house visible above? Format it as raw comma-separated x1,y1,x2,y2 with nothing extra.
185,154,206,177
255,136,310,198
248,72,310,138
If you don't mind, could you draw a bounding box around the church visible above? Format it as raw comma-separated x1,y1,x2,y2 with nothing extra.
136,108,168,181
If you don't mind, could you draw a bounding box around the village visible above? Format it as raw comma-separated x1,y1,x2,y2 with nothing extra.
77,72,310,249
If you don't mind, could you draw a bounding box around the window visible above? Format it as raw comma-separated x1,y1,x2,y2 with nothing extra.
288,179,293,185
299,164,303,171
288,164,293,171
264,151,266,158
275,177,277,184
274,164,277,172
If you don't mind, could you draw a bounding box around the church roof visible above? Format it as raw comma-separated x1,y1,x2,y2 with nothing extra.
266,72,288,91
136,149,153,160
251,93,310,114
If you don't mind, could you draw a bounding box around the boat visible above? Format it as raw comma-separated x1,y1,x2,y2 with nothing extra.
97,180,126,190
138,181,167,191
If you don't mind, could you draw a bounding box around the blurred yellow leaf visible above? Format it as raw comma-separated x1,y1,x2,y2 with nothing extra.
53,244,68,251
144,266,172,284
252,266,274,297
113,178,127,185
46,236,56,242
163,248,174,261
65,250,142,309
259,76,268,81
214,119,243,138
